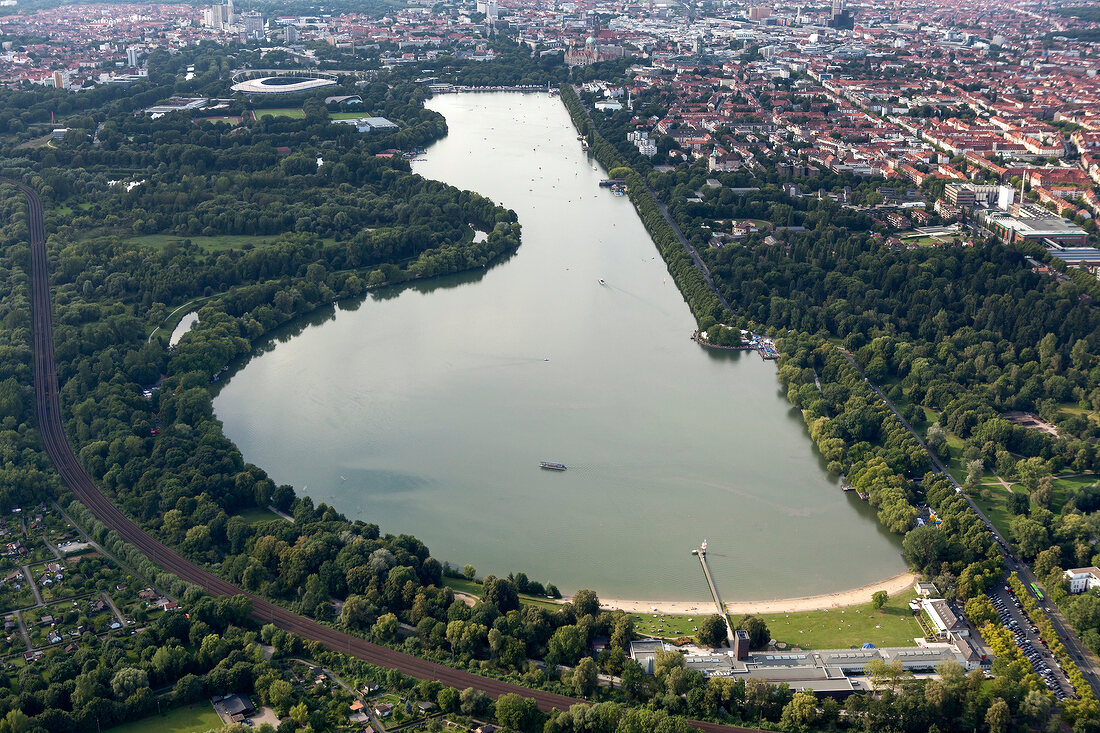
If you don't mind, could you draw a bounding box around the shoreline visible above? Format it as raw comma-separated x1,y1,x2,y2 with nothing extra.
597,571,917,616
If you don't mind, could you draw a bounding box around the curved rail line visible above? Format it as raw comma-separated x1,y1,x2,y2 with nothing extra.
6,178,763,732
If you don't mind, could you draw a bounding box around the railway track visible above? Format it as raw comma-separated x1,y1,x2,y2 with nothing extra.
5,178,764,732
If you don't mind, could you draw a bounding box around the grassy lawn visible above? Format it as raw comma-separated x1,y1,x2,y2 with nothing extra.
127,233,286,253
104,703,222,733
329,111,372,120
1056,403,1099,427
753,590,922,650
632,611,705,640
1053,474,1099,491
234,506,286,524
971,486,1018,541
1051,474,1099,511
941,433,966,483
441,577,561,610
253,108,305,119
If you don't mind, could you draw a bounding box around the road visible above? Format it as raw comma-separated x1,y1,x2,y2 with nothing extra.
837,349,1100,699
4,178,764,733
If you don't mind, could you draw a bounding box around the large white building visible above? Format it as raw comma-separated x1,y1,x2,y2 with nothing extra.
1065,567,1100,594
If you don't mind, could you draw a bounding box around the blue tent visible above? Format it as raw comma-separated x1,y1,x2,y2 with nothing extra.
862,643,875,649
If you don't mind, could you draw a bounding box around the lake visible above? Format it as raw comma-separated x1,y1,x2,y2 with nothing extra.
213,92,905,601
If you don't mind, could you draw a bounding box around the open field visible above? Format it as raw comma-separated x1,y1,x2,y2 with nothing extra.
253,108,305,119
104,703,222,733
752,589,922,650
330,111,372,120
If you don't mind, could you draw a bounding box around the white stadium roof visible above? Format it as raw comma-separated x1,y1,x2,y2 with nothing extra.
231,76,338,94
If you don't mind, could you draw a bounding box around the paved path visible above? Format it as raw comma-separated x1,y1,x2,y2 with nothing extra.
51,500,171,601
14,610,31,651
100,591,126,626
266,505,294,523
42,538,62,560
21,568,41,606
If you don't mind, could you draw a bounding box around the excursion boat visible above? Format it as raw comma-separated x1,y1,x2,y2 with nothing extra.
539,461,567,471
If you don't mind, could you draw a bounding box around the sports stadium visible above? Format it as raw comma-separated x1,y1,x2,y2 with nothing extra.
230,70,338,95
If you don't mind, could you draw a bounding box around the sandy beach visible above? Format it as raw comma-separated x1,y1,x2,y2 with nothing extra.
598,571,917,616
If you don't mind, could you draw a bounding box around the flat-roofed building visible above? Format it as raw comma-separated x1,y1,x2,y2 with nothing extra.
1065,567,1100,594
678,635,987,696
629,639,666,674
982,210,1088,247
1046,247,1100,269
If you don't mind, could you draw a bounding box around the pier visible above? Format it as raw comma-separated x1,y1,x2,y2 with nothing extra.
694,540,735,644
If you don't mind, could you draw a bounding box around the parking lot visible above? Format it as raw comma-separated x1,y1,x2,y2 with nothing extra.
989,585,1074,700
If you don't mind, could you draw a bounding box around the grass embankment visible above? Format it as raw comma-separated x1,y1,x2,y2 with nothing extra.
441,577,561,610
104,703,222,733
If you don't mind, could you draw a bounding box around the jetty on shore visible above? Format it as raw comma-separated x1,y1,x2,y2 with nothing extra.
692,540,735,644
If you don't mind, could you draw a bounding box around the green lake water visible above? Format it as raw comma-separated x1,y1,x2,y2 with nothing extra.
213,92,905,601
